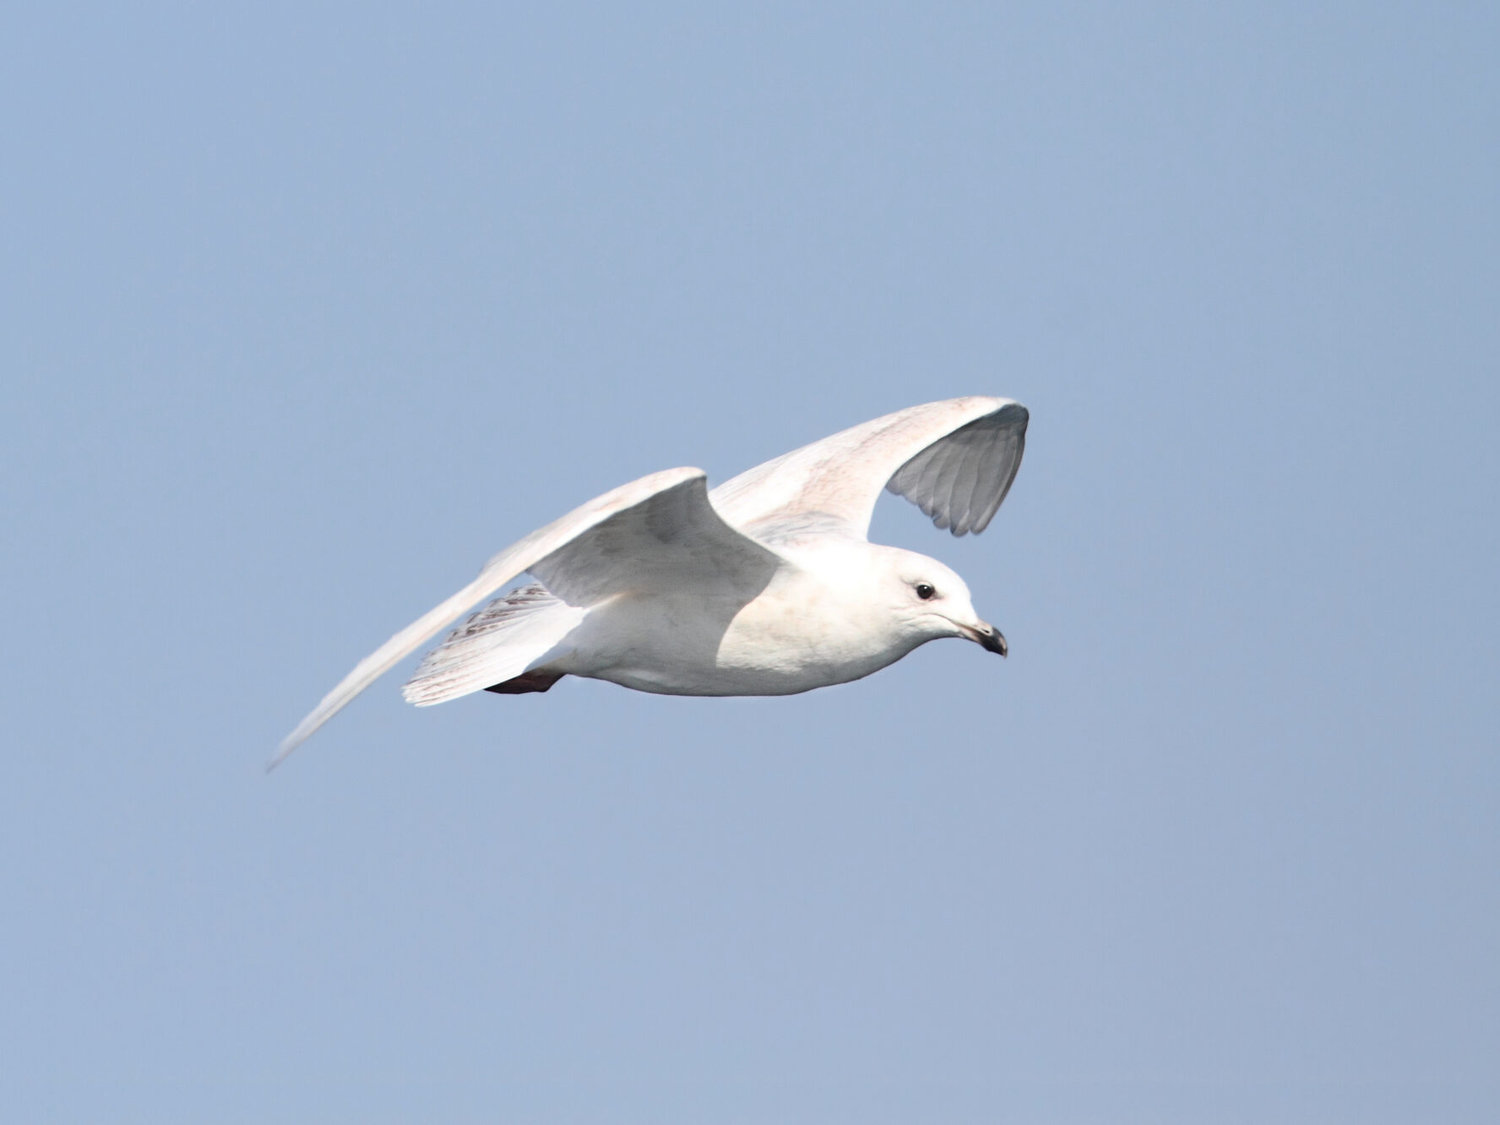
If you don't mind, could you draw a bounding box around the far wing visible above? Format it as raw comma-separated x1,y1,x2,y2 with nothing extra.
710,396,1028,539
272,468,783,767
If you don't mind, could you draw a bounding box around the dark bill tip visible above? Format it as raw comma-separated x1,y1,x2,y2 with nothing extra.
967,621,1008,657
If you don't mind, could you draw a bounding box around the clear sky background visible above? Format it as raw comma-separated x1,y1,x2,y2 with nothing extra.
5,3,1497,1122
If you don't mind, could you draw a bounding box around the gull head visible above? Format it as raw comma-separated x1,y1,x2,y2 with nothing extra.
874,546,1008,658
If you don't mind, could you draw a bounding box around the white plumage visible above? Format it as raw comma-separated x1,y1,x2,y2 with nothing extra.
273,396,1028,767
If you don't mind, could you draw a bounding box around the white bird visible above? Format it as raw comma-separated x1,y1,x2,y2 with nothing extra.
272,396,1028,767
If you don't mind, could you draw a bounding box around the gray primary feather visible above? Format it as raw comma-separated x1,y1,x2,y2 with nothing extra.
885,402,1028,535
711,396,1028,539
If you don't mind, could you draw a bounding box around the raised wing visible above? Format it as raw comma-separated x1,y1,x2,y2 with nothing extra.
272,468,784,767
710,396,1028,539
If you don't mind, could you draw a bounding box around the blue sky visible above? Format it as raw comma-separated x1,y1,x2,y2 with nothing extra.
5,3,1498,1122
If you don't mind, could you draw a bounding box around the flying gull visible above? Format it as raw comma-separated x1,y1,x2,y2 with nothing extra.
273,396,1028,767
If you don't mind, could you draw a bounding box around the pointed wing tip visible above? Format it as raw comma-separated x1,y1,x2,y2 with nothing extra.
986,398,1029,427
637,465,708,493
265,741,296,773
268,707,335,771
954,395,1027,420
266,726,313,771
401,681,447,707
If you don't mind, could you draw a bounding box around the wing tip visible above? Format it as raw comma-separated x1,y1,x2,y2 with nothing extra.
266,733,302,772
401,678,455,707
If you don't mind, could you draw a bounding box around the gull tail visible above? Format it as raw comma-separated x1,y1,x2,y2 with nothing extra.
401,583,585,707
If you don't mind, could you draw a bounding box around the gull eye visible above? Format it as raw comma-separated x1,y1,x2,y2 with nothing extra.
915,583,936,601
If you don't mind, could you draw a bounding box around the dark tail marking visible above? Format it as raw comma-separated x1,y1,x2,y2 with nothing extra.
484,670,565,695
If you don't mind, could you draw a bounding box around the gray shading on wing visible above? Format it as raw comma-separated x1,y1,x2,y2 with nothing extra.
272,467,785,767
529,470,783,603
710,396,1028,540
884,403,1027,535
